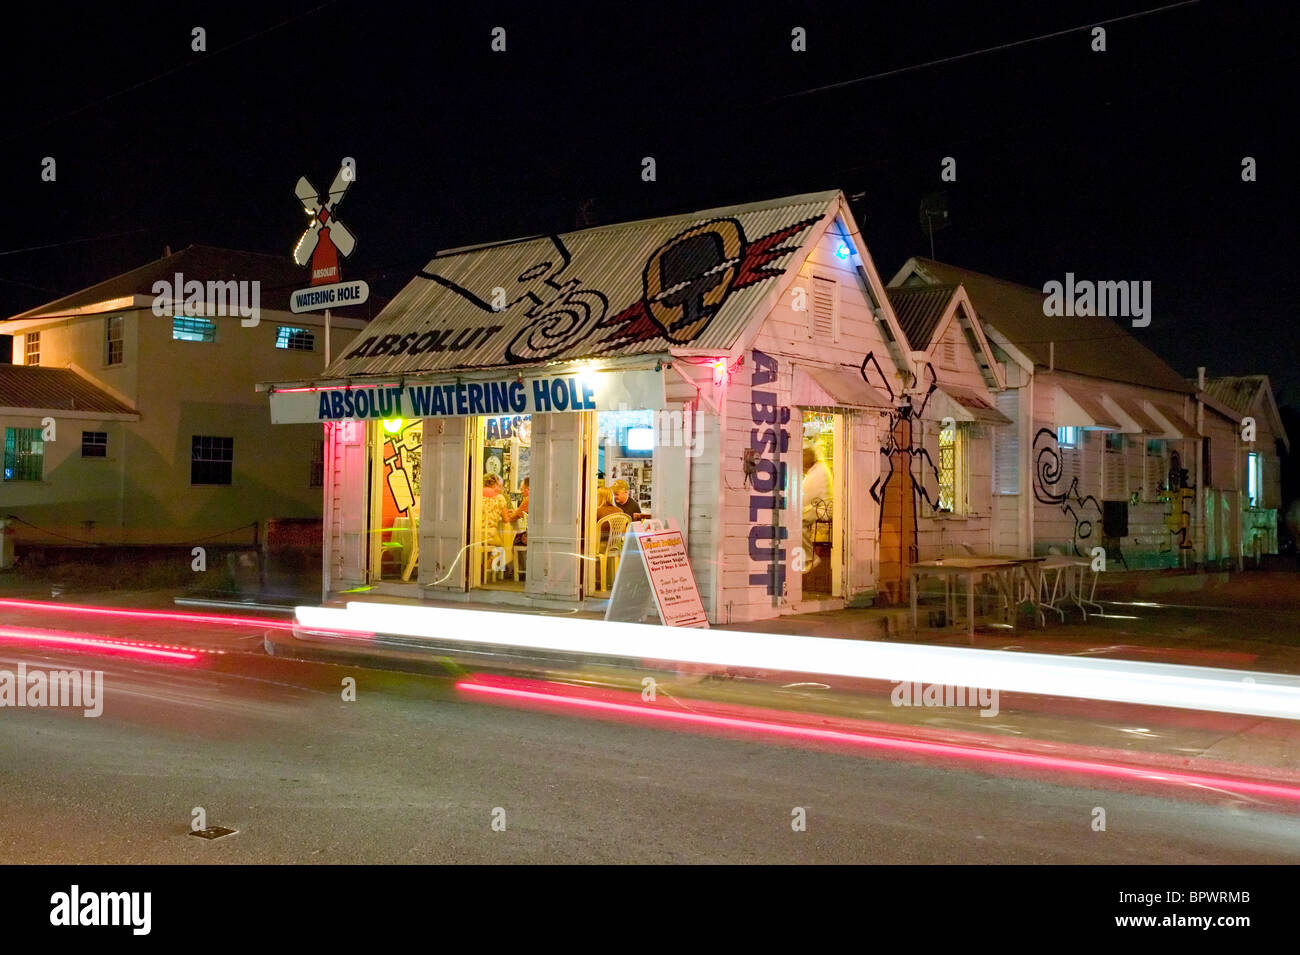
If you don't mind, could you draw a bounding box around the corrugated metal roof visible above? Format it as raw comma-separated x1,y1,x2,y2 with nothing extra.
899,258,1193,394
885,284,956,351
0,365,137,414
323,191,839,378
5,244,386,322
1201,376,1265,416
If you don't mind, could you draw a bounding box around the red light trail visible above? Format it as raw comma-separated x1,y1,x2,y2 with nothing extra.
0,624,206,663
458,675,1300,806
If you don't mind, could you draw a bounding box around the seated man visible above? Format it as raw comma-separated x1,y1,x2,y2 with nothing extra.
610,479,643,520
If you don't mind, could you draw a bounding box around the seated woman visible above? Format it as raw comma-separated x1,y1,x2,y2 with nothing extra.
596,486,623,545
480,474,514,558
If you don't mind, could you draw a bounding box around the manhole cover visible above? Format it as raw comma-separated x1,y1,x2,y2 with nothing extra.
190,826,238,840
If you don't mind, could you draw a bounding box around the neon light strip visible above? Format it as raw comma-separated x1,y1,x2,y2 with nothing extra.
0,598,295,631
457,679,1300,803
0,625,204,662
274,383,389,393
290,602,1300,722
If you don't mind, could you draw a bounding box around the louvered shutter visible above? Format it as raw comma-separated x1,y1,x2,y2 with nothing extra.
810,276,837,340
993,391,1019,495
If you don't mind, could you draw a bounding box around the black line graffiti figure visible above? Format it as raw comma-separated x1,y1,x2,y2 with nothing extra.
421,234,610,364
862,354,944,566
1032,427,1102,556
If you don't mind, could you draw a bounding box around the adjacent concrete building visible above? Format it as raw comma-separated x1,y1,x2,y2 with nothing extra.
1,245,375,548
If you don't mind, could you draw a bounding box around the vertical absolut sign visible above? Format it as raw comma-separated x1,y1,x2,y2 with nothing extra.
748,349,790,596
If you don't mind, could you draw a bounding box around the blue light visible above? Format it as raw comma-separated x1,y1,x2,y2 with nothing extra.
835,243,851,260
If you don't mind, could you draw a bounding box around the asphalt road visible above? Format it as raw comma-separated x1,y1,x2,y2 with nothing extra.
3,629,1300,864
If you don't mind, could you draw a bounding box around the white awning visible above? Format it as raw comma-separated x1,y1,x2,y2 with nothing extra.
1147,401,1200,439
1100,395,1165,435
1056,385,1120,430
792,364,893,410
930,385,1013,425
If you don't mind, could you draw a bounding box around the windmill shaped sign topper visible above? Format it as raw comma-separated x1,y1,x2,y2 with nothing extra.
289,164,370,314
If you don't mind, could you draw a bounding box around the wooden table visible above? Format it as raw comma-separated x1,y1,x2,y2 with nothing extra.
910,556,1044,641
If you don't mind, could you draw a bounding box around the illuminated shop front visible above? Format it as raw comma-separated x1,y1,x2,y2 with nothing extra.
268,363,675,607
264,189,931,622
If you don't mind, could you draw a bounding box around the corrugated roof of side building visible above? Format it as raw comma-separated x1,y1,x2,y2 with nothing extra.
321,190,840,378
1201,375,1266,416
5,244,386,322
885,284,957,351
897,257,1192,394
0,365,136,414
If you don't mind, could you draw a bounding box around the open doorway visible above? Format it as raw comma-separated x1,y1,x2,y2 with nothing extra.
584,408,655,596
368,417,422,583
800,411,843,598
469,413,531,591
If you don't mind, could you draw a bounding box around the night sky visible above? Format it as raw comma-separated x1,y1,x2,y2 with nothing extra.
3,1,1295,402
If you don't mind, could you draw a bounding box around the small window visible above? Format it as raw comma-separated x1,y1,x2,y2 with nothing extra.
106,315,124,365
24,332,40,366
809,276,838,340
938,423,965,513
1247,452,1262,507
81,431,108,458
3,428,44,482
1104,433,1126,452
1056,426,1079,448
173,316,217,343
276,326,315,351
191,435,233,485
309,438,324,487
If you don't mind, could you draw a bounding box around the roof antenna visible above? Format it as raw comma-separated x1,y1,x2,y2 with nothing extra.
919,192,949,259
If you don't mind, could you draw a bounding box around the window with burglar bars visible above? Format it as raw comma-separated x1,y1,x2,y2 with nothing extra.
938,424,961,512
105,315,124,365
81,431,108,457
191,435,233,485
173,316,217,343
276,326,315,351
24,332,40,365
4,428,44,482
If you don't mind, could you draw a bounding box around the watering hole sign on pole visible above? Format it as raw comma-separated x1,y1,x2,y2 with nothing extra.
290,166,370,319
605,519,709,628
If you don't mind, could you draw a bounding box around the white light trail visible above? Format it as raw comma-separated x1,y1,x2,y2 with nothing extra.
291,602,1300,721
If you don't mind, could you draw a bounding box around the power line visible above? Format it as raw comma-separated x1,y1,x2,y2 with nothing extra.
780,0,1200,99
0,227,159,258
6,1,341,144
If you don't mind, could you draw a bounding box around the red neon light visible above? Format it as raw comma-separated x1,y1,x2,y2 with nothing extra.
0,625,204,663
456,677,1300,805
275,383,388,394
0,598,295,631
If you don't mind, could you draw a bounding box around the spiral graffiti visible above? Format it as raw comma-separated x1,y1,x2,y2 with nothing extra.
1032,427,1101,555
505,285,609,363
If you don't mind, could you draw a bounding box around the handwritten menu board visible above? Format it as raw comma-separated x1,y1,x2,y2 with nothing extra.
638,529,708,628
604,521,708,628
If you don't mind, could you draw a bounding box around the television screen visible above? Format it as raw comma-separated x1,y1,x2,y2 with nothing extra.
625,426,654,452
